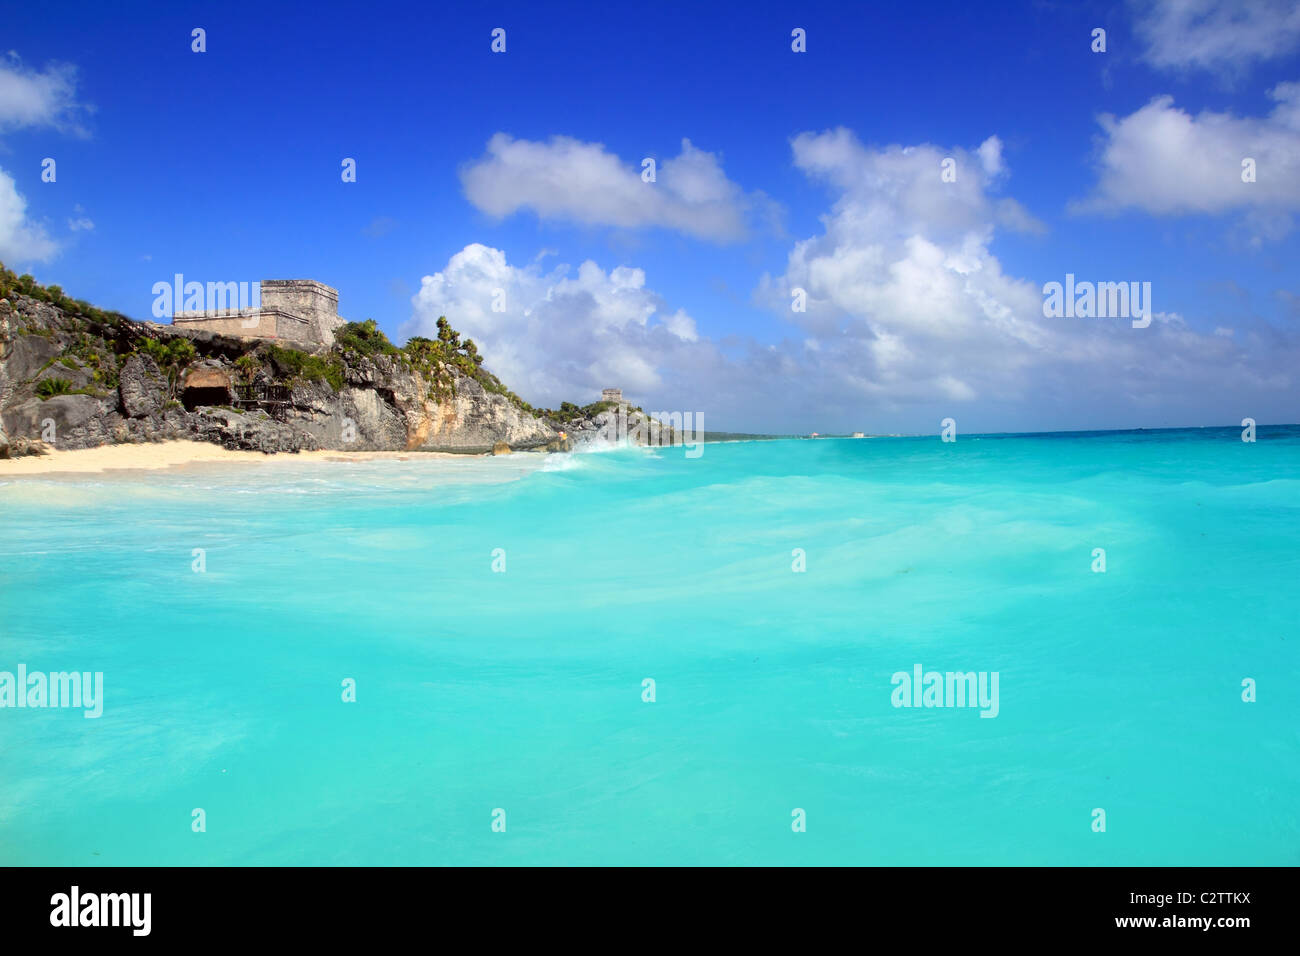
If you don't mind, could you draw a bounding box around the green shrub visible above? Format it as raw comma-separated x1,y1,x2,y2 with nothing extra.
335,318,399,357
234,353,261,384
138,337,197,398
534,399,619,426
398,319,535,411
36,377,73,399
265,344,344,391
61,334,121,389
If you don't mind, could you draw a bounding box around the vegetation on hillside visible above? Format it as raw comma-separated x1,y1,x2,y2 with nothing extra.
35,377,74,399
534,400,618,428
138,337,197,399
64,331,122,389
0,263,133,331
334,315,531,409
262,343,345,391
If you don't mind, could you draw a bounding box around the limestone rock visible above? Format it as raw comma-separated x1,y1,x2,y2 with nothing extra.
1,394,118,450
410,375,557,453
0,299,12,364
189,407,319,453
6,436,51,457
492,441,511,455
36,362,95,393
5,334,61,386
119,353,170,418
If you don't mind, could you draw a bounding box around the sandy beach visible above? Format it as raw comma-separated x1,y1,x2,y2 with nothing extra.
0,440,469,477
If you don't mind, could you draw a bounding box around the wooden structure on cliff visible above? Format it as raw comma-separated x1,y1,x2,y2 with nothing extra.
233,383,293,419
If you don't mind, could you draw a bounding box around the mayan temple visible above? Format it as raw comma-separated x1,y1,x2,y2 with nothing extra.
171,279,347,347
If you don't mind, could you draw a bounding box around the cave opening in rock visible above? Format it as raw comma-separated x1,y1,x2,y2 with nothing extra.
182,385,232,411
181,367,234,412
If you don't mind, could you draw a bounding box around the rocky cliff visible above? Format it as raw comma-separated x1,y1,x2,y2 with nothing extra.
0,289,566,457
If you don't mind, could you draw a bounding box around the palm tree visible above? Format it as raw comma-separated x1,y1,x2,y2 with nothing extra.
140,338,197,400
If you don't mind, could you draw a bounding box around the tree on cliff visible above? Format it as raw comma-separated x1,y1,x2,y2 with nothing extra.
463,339,483,366
138,337,197,400
436,317,461,350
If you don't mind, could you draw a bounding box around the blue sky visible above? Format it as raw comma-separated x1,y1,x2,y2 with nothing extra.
4,0,1300,433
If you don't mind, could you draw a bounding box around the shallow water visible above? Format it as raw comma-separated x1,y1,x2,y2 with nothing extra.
1,428,1297,865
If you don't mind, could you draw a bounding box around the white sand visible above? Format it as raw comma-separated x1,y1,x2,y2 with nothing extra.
0,440,469,476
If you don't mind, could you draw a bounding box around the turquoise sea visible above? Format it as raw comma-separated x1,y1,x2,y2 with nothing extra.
1,427,1297,865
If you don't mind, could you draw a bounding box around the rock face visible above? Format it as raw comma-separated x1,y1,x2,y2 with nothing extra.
266,354,559,454
3,394,120,449
0,292,565,455
566,406,682,449
1,435,50,458
189,408,320,453
411,373,557,452
118,354,168,418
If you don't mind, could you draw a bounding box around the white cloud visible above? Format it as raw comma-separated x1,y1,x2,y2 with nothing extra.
68,217,94,232
759,130,1053,406
460,134,770,241
0,57,92,264
660,308,698,342
784,129,1043,244
402,243,702,406
0,55,89,134
755,128,1296,430
1133,0,1300,74
0,167,57,263
977,135,1005,178
1075,84,1300,227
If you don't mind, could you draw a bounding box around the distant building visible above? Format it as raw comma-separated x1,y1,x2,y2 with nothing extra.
810,432,820,438
172,279,346,347
601,387,623,404
852,432,865,438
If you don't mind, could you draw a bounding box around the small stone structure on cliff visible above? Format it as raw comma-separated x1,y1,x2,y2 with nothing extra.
171,279,346,347
601,387,623,404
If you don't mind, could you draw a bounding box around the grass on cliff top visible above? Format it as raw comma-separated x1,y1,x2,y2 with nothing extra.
0,263,133,330
334,318,401,357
